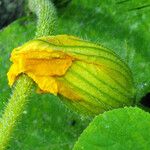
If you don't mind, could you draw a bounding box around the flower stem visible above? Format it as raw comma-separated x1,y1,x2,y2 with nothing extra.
0,0,57,149
28,0,57,37
0,75,34,149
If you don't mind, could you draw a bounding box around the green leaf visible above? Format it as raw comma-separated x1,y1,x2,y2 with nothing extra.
73,107,150,150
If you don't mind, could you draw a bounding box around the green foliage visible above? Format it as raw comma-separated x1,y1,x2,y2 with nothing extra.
73,107,150,150
52,0,71,8
0,0,150,149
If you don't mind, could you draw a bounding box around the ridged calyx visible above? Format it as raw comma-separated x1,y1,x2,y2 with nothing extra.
7,35,134,115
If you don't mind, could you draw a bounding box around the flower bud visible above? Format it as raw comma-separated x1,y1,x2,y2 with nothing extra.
7,35,134,115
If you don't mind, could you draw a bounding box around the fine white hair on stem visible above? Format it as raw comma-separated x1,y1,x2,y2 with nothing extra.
28,0,57,37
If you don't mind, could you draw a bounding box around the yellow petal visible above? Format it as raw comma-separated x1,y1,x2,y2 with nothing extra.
7,63,21,86
57,80,82,101
27,73,58,94
7,37,74,94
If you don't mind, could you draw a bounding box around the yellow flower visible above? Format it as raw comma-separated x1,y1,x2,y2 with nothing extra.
7,35,134,115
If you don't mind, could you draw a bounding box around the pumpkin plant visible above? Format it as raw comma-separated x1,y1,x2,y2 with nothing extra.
0,0,150,149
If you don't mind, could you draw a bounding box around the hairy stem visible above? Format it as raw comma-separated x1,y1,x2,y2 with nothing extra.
0,75,34,149
0,0,57,149
29,0,57,37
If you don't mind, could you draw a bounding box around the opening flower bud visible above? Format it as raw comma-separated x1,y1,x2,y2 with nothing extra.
7,35,135,115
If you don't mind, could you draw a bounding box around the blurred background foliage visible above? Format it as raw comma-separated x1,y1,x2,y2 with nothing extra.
0,0,150,149
0,0,71,29
0,0,24,29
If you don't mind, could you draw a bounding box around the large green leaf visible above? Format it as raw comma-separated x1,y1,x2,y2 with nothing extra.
73,107,150,150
